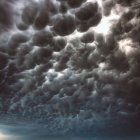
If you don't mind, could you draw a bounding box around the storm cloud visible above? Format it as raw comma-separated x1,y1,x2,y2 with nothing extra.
0,0,140,138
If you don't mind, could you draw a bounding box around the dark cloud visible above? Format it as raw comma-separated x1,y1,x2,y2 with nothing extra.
16,21,29,31
75,2,98,21
80,31,94,43
0,0,15,32
33,8,50,30
0,0,140,138
52,37,67,51
59,1,68,14
10,32,30,44
21,2,38,25
53,14,76,36
0,52,8,70
32,30,53,46
67,0,86,8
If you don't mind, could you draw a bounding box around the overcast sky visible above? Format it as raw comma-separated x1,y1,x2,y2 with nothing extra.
0,0,140,139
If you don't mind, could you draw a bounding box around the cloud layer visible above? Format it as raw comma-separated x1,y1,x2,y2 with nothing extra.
0,0,140,136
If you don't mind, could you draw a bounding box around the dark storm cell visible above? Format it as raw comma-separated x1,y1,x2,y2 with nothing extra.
54,63,67,71
53,14,76,36
136,9,140,18
21,2,38,25
7,62,18,76
0,70,5,84
0,6,10,26
103,9,111,16
35,62,52,75
44,0,58,14
32,31,53,46
10,33,29,44
75,18,89,32
131,26,140,42
67,0,86,8
75,2,98,21
128,78,140,103
115,0,133,6
80,32,94,43
88,12,102,27
17,44,32,56
77,23,89,32
110,51,129,71
38,47,53,59
59,2,68,13
16,55,25,68
7,42,18,56
33,10,49,30
62,86,76,96
112,21,123,36
54,53,71,71
122,11,135,22
53,37,67,51
0,1,13,30
32,47,53,65
0,52,8,70
25,47,52,68
102,0,114,16
16,21,29,30
124,23,133,33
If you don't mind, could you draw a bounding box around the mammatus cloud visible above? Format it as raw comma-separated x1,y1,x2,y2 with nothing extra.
0,0,140,137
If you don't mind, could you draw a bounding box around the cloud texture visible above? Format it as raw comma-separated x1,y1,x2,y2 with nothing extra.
0,0,140,137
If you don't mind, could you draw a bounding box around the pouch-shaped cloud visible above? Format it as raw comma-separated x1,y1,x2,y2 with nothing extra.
21,2,38,25
53,14,76,36
0,0,140,137
75,2,98,21
33,10,50,30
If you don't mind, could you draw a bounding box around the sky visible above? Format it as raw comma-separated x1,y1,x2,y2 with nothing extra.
0,0,140,139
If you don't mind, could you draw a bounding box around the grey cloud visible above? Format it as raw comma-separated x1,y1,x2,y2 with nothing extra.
10,32,30,44
52,37,67,51
53,14,76,36
0,0,140,137
33,8,50,30
0,52,9,70
0,0,14,32
59,1,68,14
80,31,94,43
16,20,29,31
102,0,115,16
75,2,102,32
75,2,98,21
21,2,39,25
32,30,53,46
67,0,86,8
44,0,59,15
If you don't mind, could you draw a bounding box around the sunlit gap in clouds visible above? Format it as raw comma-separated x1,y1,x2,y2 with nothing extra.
0,132,8,140
92,3,127,35
0,132,18,140
92,12,119,35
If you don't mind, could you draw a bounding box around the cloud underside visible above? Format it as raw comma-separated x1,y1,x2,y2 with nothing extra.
0,0,140,135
